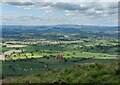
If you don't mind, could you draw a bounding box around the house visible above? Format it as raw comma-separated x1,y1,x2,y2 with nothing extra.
3,50,22,55
0,54,6,61
56,55,63,60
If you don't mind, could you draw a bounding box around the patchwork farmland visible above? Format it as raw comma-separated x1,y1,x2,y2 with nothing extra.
1,25,119,83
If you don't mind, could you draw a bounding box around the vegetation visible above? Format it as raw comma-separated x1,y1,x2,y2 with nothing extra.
1,57,117,77
1,25,119,83
3,62,120,84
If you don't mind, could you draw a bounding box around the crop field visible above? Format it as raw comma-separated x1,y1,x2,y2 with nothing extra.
2,38,118,60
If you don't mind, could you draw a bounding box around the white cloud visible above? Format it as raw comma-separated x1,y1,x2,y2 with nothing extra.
2,1,118,17
40,6,53,15
1,0,119,2
1,0,118,26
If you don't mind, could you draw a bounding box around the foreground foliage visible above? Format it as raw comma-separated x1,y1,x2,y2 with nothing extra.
3,61,120,84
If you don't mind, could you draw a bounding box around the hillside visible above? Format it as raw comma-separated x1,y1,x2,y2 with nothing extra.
2,25,118,39
2,62,120,84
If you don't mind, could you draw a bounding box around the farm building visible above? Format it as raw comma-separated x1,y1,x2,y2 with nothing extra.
0,54,6,61
56,55,63,60
3,50,22,55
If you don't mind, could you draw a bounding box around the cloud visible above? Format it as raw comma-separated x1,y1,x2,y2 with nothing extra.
1,0,118,26
40,6,53,15
2,14,63,22
2,1,118,17
65,10,77,16
5,2,34,6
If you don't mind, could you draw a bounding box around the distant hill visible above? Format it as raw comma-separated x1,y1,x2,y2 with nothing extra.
2,25,118,39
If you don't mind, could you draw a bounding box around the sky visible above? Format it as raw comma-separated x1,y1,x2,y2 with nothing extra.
0,0,119,26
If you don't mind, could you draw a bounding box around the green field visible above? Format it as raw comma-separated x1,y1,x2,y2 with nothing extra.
1,57,118,77
1,25,119,83
3,61,120,83
3,39,118,60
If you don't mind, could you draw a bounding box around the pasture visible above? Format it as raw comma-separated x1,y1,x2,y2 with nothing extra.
3,39,118,60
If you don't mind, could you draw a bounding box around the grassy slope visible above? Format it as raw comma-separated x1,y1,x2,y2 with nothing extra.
3,62,120,84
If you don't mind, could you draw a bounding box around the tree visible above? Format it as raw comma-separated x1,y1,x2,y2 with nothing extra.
67,54,70,56
73,52,76,55
31,53,34,56
64,58,67,62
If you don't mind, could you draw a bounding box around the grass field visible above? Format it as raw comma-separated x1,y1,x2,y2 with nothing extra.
2,39,118,60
